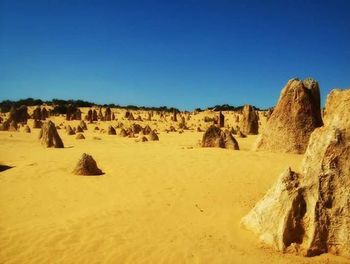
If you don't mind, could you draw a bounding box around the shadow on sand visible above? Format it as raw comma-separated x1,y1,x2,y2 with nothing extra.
0,165,14,172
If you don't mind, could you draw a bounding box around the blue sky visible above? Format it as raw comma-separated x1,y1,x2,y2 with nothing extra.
0,0,349,110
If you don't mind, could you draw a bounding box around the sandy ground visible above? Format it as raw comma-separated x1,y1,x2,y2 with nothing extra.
0,110,349,264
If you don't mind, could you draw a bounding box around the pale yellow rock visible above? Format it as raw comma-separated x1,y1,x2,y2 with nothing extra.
242,89,350,258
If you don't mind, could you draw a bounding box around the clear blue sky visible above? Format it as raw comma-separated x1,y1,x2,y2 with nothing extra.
1,0,349,110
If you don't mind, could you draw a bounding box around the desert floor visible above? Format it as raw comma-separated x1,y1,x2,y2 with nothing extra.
1,113,349,264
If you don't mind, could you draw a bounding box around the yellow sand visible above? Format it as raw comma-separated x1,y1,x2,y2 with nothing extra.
0,111,349,264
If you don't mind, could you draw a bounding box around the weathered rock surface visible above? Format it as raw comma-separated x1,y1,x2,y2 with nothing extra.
107,125,116,135
39,121,64,148
240,105,258,135
148,130,159,141
241,89,350,258
255,78,323,154
73,153,103,175
202,125,239,150
218,111,224,128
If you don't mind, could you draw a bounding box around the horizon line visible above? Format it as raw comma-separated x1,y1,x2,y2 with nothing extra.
0,97,274,112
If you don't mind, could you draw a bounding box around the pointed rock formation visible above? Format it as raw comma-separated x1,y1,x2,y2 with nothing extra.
240,104,258,135
87,109,93,122
41,107,49,120
39,121,64,148
130,123,142,134
92,109,98,121
76,125,84,133
76,133,85,140
255,78,323,154
80,120,87,130
202,125,225,148
148,130,159,141
223,130,239,150
241,89,350,258
178,116,187,129
1,106,30,129
128,112,135,121
218,111,225,127
172,110,177,122
105,107,112,121
119,128,128,137
23,125,31,133
74,108,82,120
202,125,239,149
66,125,75,135
142,125,152,135
73,153,103,175
32,106,42,120
107,125,116,135
66,105,74,121
140,136,148,142
98,108,104,121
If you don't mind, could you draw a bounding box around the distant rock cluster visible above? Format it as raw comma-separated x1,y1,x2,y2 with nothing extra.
0,105,29,131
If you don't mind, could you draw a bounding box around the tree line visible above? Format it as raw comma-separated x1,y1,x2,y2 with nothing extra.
0,98,181,114
0,98,268,114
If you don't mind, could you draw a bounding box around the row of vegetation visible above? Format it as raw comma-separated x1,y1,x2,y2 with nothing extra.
0,98,268,114
199,104,266,112
0,98,182,114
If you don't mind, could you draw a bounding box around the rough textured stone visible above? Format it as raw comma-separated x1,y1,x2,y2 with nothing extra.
240,105,258,135
73,153,103,175
202,125,239,150
218,111,224,128
255,78,323,154
148,130,159,141
241,89,350,258
107,125,116,135
39,121,64,148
